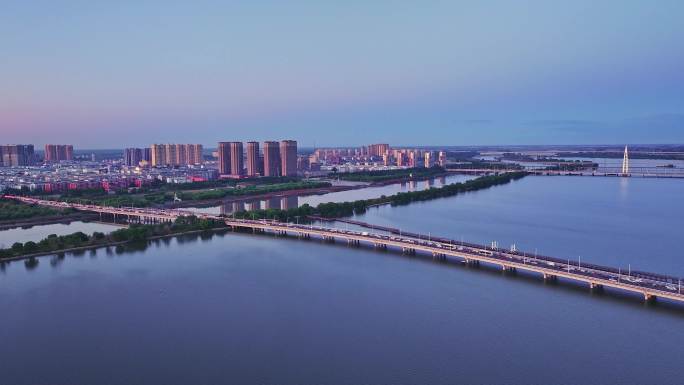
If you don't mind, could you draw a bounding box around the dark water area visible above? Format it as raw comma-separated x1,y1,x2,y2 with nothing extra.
1,176,684,385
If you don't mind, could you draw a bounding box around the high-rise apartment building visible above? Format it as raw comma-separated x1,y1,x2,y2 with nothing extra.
124,148,143,167
368,143,390,157
280,140,297,176
438,151,447,167
143,148,152,163
218,142,232,176
44,144,73,162
150,144,204,167
246,142,260,176
186,144,203,165
424,151,434,168
229,142,244,176
0,145,35,167
151,144,166,166
263,141,280,177
165,145,178,166
396,152,405,167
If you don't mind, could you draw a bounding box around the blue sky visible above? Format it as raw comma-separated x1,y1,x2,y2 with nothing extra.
1,0,683,148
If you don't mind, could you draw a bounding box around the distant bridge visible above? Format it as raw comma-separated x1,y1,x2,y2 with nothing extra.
5,195,684,305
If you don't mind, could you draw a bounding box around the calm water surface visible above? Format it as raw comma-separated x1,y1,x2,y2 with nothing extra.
0,221,122,247
560,157,684,174
1,176,683,385
350,176,684,276
189,174,473,215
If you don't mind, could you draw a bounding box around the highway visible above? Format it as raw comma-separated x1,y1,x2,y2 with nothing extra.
5,195,684,304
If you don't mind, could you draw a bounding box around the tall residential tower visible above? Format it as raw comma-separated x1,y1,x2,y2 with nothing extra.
280,140,297,177
246,141,260,177
263,141,280,177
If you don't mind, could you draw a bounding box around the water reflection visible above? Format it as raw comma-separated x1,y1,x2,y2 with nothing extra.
619,177,630,201
189,174,474,216
0,221,121,247
50,254,65,267
24,257,38,271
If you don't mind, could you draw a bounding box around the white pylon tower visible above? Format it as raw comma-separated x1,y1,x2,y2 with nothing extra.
621,145,630,176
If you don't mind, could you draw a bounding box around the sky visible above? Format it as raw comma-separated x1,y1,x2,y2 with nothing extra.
1,0,683,148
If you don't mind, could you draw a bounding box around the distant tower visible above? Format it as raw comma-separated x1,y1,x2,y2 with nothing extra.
621,145,630,176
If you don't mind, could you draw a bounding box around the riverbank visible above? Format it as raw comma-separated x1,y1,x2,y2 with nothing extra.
229,172,528,221
166,171,457,209
164,184,363,209
0,199,99,230
0,226,231,263
0,212,99,230
0,216,227,262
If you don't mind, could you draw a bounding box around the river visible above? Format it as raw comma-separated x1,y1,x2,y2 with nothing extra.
1,175,683,385
188,174,473,215
0,221,122,248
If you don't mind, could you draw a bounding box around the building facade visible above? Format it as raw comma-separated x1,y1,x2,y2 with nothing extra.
218,142,232,176
368,143,390,157
150,144,204,167
263,141,280,177
246,141,260,176
438,151,447,167
0,145,35,167
124,148,143,167
229,142,243,176
280,140,297,176
44,144,73,163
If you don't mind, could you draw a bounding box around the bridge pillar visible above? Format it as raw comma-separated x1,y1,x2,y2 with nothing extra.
543,273,557,281
644,293,655,302
589,282,603,291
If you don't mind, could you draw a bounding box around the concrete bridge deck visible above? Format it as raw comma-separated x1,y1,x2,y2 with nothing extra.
5,195,684,304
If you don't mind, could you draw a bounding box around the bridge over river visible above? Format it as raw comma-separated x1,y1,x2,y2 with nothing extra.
6,195,684,305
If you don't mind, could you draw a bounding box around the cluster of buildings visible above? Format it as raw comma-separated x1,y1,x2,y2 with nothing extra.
392,148,447,168
0,161,221,193
0,139,453,193
0,144,78,166
0,163,148,193
0,145,36,167
44,144,73,162
310,144,447,170
124,144,204,167
217,140,297,178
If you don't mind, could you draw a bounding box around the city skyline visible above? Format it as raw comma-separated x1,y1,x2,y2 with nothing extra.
1,1,683,147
